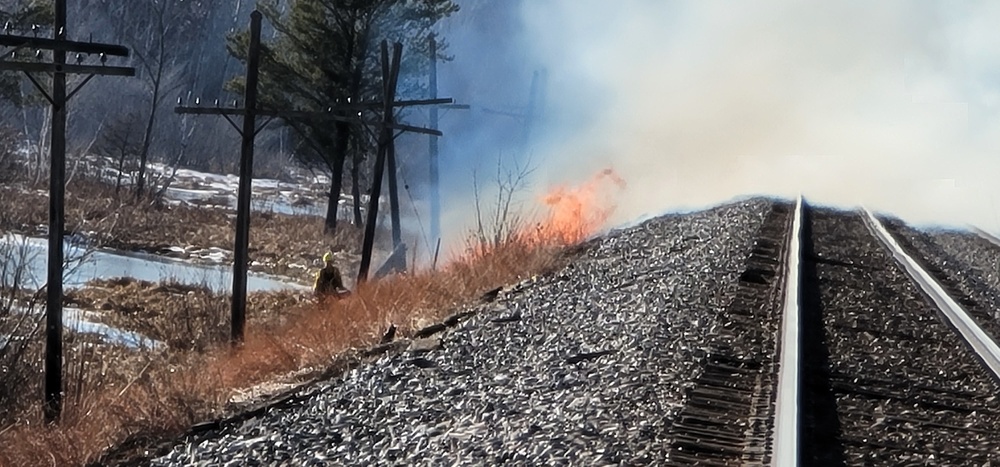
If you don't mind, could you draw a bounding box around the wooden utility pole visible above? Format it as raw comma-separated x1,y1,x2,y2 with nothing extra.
480,68,548,152
358,41,402,284
176,11,281,344
176,14,449,342
387,120,403,249
428,34,440,248
0,0,134,422
426,34,468,259
231,10,263,343
523,69,547,152
47,0,67,426
358,40,461,282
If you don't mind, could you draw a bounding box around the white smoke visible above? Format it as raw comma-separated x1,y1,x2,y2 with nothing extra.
519,0,1000,232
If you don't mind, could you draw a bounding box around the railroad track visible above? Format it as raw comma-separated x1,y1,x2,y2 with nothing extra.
664,199,1000,466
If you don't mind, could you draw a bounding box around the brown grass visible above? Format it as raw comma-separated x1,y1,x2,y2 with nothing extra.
64,278,309,351
0,177,364,283
0,234,568,467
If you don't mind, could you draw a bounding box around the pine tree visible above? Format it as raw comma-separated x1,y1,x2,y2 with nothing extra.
227,0,459,234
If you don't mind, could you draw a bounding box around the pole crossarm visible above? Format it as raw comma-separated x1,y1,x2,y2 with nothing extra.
327,97,454,110
0,34,130,56
380,120,442,136
176,107,442,135
386,97,453,108
174,106,360,124
0,61,134,76
482,107,524,118
175,99,453,116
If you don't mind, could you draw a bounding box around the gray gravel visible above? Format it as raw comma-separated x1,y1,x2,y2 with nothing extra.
149,198,772,466
808,209,1000,465
878,221,1000,345
920,227,1000,319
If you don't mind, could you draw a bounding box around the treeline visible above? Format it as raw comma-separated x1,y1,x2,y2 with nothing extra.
0,0,460,230
2,1,255,172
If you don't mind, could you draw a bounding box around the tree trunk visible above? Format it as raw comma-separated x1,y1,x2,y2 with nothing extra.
33,107,52,186
135,60,163,199
115,149,126,194
351,148,362,226
323,122,351,234
134,95,156,198
135,9,169,199
347,48,366,228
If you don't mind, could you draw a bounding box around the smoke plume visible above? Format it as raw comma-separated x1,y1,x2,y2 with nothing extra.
521,0,1000,231
430,0,1000,257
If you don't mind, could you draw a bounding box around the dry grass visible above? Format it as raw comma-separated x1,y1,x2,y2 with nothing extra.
0,351,222,467
0,147,592,466
0,234,568,467
64,278,309,351
0,177,364,283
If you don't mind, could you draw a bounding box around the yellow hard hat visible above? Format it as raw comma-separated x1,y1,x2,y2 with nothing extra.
323,252,333,263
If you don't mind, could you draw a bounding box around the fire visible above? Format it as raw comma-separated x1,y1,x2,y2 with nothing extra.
531,168,627,245
455,168,627,265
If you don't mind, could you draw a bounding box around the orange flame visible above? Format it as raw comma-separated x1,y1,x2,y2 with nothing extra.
531,168,627,245
457,168,627,264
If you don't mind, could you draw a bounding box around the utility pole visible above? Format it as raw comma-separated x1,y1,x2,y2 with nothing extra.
0,0,134,422
48,0,67,427
428,34,440,249
387,120,402,249
175,11,283,344
523,69,547,153
358,41,402,284
426,34,468,265
360,40,461,282
480,69,548,154
231,10,263,343
177,14,449,342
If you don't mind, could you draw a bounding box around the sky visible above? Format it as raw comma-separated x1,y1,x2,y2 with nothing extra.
426,0,1000,254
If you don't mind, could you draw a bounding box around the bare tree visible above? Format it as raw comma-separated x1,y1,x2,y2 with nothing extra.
96,0,200,198
25,99,50,185
0,126,18,181
95,112,142,194
0,236,45,422
472,154,535,249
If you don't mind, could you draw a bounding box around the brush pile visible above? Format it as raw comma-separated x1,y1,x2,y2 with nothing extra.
149,198,771,465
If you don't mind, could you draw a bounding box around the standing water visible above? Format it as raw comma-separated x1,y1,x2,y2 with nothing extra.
1,233,308,293
2,233,308,349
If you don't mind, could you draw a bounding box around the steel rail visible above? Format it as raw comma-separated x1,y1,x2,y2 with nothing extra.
968,225,1000,250
864,209,1000,381
773,195,804,467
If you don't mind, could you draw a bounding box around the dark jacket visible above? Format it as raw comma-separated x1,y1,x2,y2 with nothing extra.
314,265,346,296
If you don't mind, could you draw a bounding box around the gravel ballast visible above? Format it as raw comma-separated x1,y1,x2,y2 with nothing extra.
907,226,1000,328
148,198,773,466
806,208,1000,465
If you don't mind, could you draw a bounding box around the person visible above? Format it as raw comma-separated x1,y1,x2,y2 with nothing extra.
314,252,350,299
